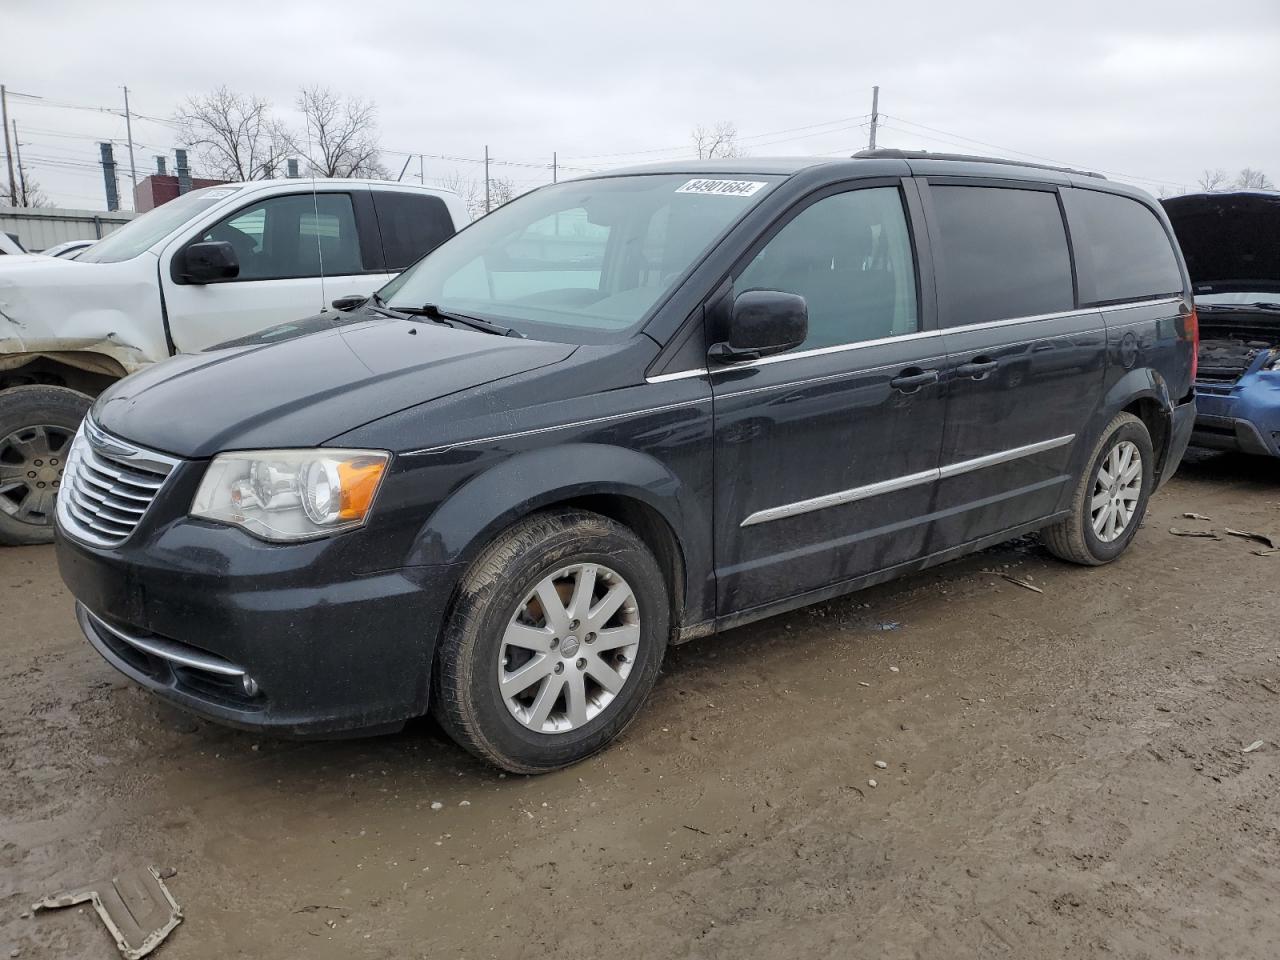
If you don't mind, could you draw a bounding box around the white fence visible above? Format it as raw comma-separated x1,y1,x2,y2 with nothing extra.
0,206,137,252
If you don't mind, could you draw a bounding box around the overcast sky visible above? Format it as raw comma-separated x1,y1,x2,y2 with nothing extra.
4,0,1278,211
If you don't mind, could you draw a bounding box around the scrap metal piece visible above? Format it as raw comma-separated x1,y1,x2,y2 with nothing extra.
1000,574,1044,594
1225,528,1280,550
31,866,181,959
1169,527,1220,539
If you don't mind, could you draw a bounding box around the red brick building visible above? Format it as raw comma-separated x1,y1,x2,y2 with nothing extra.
133,174,230,212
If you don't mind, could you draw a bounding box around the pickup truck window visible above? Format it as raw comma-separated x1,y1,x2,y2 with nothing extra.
199,193,364,280
373,192,455,270
78,186,242,264
380,173,781,343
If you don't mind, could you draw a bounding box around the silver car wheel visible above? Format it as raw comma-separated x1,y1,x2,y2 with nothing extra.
498,562,641,734
1090,440,1143,543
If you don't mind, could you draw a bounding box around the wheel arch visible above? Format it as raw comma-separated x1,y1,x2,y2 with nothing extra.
0,351,127,397
409,442,707,637
1096,368,1177,482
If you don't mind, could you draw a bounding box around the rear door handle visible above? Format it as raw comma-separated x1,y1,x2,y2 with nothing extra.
889,367,940,393
956,357,999,379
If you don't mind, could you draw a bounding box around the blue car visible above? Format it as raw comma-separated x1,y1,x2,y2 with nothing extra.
1164,191,1280,457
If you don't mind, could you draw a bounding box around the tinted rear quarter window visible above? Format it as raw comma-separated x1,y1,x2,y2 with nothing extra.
1062,188,1183,304
373,192,456,271
930,185,1075,327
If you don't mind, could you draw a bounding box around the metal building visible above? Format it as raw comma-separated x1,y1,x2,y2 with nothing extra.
0,205,137,253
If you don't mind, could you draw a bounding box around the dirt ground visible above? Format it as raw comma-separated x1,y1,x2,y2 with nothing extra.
2,449,1279,960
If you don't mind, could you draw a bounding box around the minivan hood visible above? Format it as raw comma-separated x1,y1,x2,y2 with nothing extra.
1161,191,1280,295
93,315,575,458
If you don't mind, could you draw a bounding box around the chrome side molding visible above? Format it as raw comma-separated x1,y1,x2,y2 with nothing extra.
741,434,1075,527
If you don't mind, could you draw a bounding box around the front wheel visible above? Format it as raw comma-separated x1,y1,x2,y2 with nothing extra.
432,509,669,773
0,385,93,546
1042,412,1154,565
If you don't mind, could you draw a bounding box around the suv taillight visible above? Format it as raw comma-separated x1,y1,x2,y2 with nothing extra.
1179,306,1199,382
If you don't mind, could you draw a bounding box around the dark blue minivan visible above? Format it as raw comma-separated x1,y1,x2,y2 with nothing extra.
55,151,1197,772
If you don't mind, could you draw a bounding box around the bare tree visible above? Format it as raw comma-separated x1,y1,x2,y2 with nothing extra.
293,87,388,179
1234,167,1275,190
488,176,516,209
1196,168,1228,192
692,121,744,160
14,169,48,207
439,170,518,218
174,87,290,181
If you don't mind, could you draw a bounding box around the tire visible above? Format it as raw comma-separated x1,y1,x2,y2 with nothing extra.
0,385,92,546
432,509,670,774
1042,412,1154,566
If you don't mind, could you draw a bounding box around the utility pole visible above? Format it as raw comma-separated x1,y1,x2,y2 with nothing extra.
552,151,557,184
122,85,137,201
868,85,880,151
11,121,27,205
484,145,490,213
419,154,424,185
1,85,15,206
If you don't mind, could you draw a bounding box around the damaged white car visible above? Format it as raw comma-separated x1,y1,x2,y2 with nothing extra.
0,178,469,544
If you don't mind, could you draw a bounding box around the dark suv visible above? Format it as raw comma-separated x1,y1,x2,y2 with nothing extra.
54,152,1197,772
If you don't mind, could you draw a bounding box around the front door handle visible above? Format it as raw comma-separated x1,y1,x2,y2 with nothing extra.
889,367,940,393
956,357,999,379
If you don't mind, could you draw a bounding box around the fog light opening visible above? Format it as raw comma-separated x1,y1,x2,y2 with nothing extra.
241,674,260,698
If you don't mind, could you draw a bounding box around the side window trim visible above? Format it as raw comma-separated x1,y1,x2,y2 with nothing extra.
726,179,924,352
646,178,929,380
916,177,1076,329
1061,186,1186,308
171,190,372,284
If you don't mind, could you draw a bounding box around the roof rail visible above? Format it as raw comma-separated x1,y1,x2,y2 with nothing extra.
852,148,1106,180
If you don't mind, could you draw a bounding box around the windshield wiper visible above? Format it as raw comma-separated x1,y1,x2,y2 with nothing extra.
400,303,525,338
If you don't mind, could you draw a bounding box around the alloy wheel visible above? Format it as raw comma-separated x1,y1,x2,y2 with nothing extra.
0,425,74,527
1090,440,1142,543
498,562,641,734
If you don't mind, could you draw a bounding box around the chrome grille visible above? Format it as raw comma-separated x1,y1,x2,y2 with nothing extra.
56,418,180,546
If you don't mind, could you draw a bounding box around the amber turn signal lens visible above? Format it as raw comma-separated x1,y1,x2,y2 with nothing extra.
337,459,388,520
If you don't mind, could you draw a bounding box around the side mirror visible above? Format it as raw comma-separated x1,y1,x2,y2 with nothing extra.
178,241,239,284
709,290,808,363
331,295,368,312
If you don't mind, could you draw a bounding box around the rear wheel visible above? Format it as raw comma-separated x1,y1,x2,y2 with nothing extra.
432,509,669,773
1042,412,1154,565
0,385,92,546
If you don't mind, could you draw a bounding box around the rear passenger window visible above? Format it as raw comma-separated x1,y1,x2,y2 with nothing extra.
1062,189,1182,305
930,186,1074,327
737,187,918,351
373,192,456,271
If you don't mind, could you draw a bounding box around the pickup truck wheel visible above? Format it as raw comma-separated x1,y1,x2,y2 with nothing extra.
432,509,669,774
0,385,92,546
1042,412,1154,566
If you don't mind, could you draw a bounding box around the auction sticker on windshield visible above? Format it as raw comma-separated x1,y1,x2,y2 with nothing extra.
675,179,768,197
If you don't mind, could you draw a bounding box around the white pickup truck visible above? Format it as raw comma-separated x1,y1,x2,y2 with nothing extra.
0,178,469,544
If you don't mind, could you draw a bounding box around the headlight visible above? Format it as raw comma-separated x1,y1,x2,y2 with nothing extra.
191,449,390,542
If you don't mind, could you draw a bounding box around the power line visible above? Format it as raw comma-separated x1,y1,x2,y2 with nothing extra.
878,113,1187,188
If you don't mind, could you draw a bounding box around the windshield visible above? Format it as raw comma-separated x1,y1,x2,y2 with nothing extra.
379,173,781,342
78,186,244,264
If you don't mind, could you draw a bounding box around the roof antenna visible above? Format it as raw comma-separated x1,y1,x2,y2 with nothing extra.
302,120,327,316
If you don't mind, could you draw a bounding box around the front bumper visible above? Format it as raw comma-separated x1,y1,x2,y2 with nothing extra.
1193,378,1280,458
56,519,462,736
